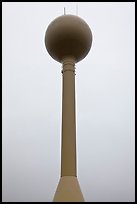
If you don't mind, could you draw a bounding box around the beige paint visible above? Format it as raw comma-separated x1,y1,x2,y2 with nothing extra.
53,176,84,202
45,14,92,202
53,57,85,201
61,57,76,177
45,15,92,63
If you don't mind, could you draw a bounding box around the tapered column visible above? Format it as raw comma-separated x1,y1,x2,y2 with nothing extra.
53,57,84,201
61,57,76,177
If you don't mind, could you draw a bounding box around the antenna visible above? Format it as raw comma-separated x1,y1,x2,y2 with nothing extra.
76,3,78,16
64,7,66,15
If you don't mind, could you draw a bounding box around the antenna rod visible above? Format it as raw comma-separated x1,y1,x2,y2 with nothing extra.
64,7,66,15
76,3,78,16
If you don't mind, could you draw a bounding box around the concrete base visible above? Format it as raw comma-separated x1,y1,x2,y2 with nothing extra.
53,176,84,202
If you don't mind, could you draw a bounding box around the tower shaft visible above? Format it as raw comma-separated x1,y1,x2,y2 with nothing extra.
61,57,76,177
53,57,84,201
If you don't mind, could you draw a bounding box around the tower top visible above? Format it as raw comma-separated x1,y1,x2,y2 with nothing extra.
45,15,92,63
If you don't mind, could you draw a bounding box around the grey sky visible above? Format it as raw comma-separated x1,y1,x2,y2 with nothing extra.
2,2,135,202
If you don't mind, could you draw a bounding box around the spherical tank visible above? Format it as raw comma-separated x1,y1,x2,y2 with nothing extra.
45,15,92,63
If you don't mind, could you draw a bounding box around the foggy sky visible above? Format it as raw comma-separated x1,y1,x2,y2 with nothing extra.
2,2,135,202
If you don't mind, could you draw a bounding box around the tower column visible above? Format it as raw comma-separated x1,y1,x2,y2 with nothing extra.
61,57,76,177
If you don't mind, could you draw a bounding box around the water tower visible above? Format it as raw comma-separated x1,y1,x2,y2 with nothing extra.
45,14,92,202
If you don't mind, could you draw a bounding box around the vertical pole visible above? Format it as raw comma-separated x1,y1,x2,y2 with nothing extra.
53,56,84,201
61,57,76,177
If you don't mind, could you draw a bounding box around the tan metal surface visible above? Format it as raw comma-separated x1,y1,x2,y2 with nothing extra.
53,176,84,202
45,14,92,202
61,57,76,177
45,15,92,63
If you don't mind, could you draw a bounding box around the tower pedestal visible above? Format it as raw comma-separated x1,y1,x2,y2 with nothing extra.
53,176,84,202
